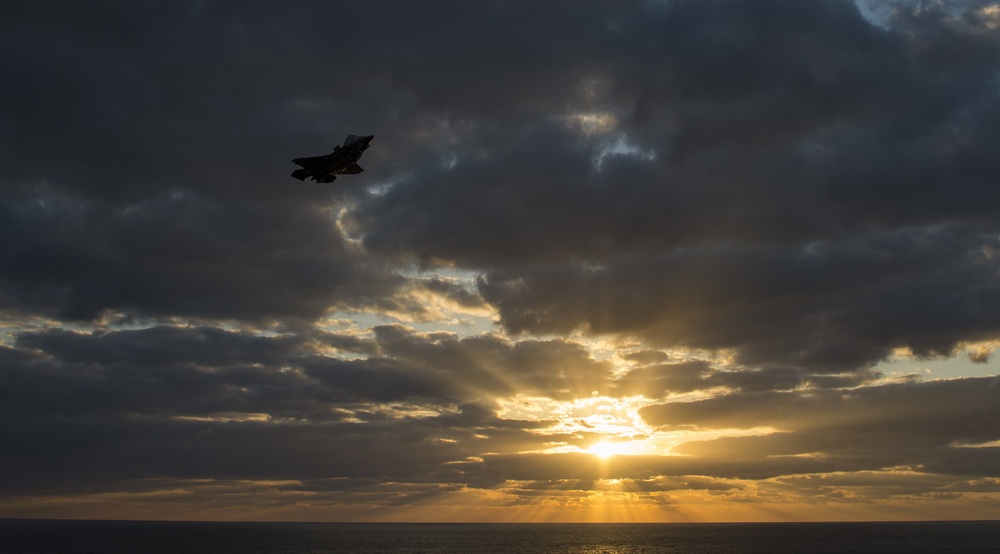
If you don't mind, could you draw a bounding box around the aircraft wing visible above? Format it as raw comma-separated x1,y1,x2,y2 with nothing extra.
341,163,364,174
291,156,326,168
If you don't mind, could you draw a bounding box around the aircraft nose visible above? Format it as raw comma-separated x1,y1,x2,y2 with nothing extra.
365,135,375,143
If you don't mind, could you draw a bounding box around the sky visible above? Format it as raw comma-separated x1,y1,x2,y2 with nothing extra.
2,0,1000,523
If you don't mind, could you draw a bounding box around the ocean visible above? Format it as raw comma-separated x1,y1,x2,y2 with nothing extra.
2,520,999,553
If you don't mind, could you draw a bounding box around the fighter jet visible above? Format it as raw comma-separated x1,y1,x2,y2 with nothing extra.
290,134,374,183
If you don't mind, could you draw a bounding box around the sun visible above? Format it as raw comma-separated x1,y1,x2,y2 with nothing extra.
588,441,625,459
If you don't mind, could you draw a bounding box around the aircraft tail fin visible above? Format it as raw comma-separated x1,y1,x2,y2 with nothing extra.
291,169,310,181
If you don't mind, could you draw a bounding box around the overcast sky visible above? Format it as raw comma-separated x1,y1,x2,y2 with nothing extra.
3,0,1000,522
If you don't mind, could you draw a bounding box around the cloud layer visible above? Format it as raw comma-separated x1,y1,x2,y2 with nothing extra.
3,0,1000,521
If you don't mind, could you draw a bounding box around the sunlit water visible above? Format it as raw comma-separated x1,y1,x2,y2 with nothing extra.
3,520,999,553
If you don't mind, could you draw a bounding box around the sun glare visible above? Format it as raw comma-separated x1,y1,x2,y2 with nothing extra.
589,441,625,459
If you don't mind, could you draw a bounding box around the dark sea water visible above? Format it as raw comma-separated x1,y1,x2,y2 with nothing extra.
2,519,999,553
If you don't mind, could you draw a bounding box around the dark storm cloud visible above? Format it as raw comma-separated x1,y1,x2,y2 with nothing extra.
5,0,999,366
0,375,554,496
371,324,613,400
773,471,1000,501
612,359,877,397
16,324,311,368
0,1,506,322
0,160,397,321
1,324,608,493
4,0,1000,517
358,0,1000,258
0,414,492,495
351,0,1000,373
641,376,1000,434
642,376,1000,477
2,326,998,501
481,227,1000,371
6,324,612,422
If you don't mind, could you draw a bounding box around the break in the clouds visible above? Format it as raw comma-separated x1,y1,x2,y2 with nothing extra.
3,0,1000,522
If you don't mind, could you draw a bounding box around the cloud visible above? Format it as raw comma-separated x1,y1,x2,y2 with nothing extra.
8,324,614,418
612,360,878,397
643,376,1000,477
3,0,1000,520
0,324,605,494
478,451,838,483
6,0,1000,360
641,376,1000,433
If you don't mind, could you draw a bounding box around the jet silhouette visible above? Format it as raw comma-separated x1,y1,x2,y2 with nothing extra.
291,134,374,183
